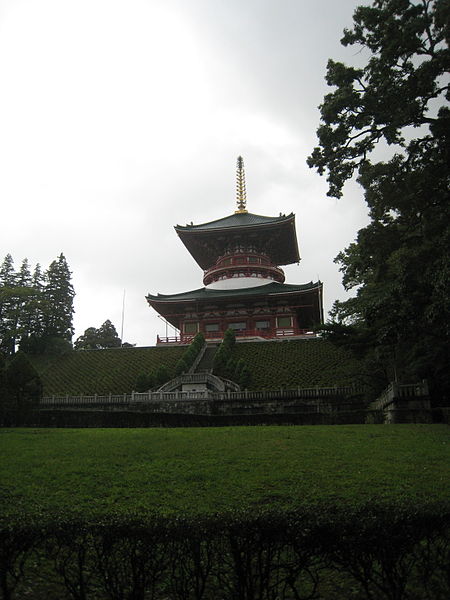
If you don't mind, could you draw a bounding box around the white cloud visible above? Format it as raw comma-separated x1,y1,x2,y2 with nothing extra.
0,0,370,346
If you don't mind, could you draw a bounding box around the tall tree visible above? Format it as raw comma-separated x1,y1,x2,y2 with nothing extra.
0,254,15,288
308,0,449,399
0,352,8,425
0,254,76,356
42,253,75,343
7,259,33,352
0,254,17,355
18,263,45,352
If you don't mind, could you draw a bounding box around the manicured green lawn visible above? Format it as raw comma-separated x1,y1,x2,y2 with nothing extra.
1,425,449,520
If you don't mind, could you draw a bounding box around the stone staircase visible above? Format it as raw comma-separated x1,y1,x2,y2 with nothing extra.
194,345,218,373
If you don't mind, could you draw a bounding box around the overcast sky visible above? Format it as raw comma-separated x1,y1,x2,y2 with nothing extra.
0,0,371,346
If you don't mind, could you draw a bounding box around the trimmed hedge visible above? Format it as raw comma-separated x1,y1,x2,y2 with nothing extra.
30,338,362,396
1,502,449,599
231,339,362,390
31,346,185,396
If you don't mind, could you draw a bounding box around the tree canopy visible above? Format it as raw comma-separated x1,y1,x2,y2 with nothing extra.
0,253,75,356
308,0,449,400
74,320,122,350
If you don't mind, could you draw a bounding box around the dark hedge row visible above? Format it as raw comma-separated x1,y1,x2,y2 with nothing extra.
1,503,449,600
26,408,368,428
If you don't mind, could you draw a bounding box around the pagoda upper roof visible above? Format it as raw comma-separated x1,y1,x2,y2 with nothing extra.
175,211,300,269
147,281,320,304
176,211,294,232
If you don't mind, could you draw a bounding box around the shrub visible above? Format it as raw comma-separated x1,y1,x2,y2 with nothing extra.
175,359,188,376
155,366,171,387
213,329,236,378
239,365,252,389
2,503,450,599
4,352,42,425
134,372,156,393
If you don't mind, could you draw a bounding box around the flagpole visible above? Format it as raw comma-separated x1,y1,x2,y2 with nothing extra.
120,289,126,344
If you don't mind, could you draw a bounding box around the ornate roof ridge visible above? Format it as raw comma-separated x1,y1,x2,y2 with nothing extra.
175,211,295,232
146,281,321,302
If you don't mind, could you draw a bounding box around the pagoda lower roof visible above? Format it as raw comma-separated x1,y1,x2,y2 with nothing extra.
175,212,300,269
147,281,321,304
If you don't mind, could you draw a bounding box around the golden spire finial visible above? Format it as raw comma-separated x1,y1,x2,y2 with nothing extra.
235,155,248,214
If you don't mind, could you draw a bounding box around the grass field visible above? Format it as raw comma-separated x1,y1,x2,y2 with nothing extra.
1,425,449,521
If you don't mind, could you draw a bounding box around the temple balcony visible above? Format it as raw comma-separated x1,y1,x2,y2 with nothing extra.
157,327,316,345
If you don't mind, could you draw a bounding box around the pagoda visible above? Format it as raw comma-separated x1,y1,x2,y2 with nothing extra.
147,157,323,344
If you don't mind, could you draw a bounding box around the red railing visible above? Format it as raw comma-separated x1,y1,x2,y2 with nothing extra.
157,328,316,345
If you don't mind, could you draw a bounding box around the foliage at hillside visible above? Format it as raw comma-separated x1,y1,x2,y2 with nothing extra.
31,339,361,396
231,339,362,390
32,346,185,396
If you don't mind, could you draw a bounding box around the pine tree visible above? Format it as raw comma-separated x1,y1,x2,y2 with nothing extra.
42,253,75,343
19,263,45,353
0,352,9,425
8,259,33,351
0,254,76,356
0,254,17,355
0,254,16,287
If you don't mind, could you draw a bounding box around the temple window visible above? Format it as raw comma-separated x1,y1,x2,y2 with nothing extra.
205,323,220,332
184,322,198,334
255,320,270,329
277,316,292,328
229,322,246,331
